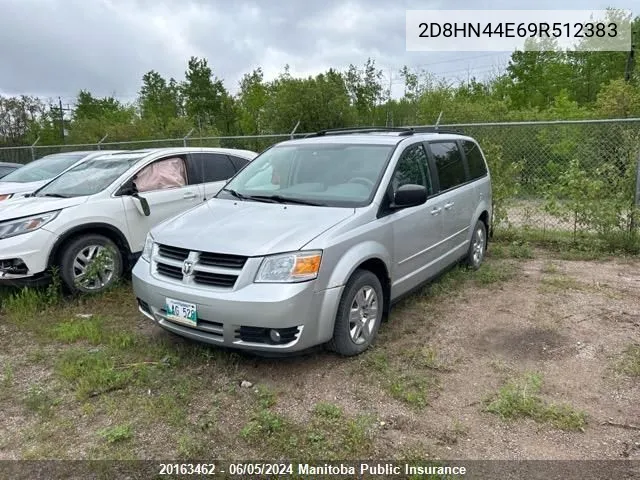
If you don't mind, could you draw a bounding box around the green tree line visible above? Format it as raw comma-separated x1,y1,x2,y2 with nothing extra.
0,11,638,149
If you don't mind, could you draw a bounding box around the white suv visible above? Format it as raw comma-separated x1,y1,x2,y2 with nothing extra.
0,147,257,293
0,150,124,202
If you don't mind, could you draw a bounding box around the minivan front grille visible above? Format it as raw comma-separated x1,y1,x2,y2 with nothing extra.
154,244,246,289
193,271,237,288
199,252,247,268
158,244,190,261
156,262,183,280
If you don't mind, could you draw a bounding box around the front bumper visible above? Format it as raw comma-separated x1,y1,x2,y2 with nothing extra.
0,228,54,284
132,259,344,353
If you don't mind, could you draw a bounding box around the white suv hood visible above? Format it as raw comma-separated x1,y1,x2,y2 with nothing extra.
152,198,355,257
0,196,87,220
0,180,47,197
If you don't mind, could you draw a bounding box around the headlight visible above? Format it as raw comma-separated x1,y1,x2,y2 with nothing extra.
255,250,322,283
0,210,60,240
141,233,154,262
0,194,13,201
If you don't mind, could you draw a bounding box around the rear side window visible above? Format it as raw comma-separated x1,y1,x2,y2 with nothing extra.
429,142,467,191
463,140,487,180
228,155,250,171
193,153,236,182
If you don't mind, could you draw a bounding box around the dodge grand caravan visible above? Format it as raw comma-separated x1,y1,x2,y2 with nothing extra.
132,127,492,356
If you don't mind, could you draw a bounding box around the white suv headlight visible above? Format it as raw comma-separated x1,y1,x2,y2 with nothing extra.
141,233,154,262
255,250,322,283
0,210,60,240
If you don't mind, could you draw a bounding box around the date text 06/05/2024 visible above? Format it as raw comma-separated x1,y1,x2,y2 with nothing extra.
417,22,619,39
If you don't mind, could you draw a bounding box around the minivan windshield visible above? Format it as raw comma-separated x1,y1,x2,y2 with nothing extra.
35,154,146,198
218,143,394,207
0,153,87,183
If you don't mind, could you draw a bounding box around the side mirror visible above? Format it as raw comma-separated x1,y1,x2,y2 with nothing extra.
117,180,151,216
392,184,427,209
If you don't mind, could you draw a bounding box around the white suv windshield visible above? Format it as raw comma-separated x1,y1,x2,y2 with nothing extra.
36,154,146,198
0,153,87,183
220,143,394,207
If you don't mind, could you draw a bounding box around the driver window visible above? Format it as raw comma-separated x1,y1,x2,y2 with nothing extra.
391,144,431,194
134,157,187,193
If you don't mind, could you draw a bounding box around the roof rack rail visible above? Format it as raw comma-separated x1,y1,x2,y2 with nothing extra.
303,125,463,138
304,126,413,138
408,126,464,135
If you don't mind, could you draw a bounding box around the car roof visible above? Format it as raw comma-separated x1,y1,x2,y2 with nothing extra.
115,147,258,158
281,130,475,147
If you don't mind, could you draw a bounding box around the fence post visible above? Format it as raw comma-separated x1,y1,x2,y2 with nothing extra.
632,150,640,231
30,136,40,161
97,134,109,150
183,128,195,147
434,111,443,130
290,119,301,139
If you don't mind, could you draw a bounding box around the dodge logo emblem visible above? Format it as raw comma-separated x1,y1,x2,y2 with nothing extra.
182,260,194,276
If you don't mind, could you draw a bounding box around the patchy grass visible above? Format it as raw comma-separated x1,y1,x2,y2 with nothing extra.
484,373,587,432
23,386,60,418
539,275,586,293
615,345,640,377
98,424,133,444
240,391,376,459
357,349,439,408
541,261,559,274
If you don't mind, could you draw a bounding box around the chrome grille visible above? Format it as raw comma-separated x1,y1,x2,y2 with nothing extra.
157,244,189,261
154,244,248,288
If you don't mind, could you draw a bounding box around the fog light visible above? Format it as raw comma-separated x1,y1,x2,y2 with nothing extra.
269,329,281,343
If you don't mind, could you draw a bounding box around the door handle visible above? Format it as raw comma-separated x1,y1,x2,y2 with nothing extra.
430,207,442,216
183,192,197,200
444,202,455,210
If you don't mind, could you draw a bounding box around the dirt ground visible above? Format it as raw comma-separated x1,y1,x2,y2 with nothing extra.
0,245,639,465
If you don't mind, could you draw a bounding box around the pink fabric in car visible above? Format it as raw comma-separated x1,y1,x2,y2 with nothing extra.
134,157,186,192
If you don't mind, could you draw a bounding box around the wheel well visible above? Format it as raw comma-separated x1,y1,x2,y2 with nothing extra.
356,258,391,318
479,210,490,243
49,225,132,270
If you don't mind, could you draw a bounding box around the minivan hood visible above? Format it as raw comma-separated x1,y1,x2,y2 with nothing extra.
152,199,355,257
0,180,47,196
0,196,86,219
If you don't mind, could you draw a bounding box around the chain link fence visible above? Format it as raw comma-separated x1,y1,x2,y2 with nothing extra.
1,119,639,247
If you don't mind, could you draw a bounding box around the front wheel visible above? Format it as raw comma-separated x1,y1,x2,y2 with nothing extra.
59,234,123,294
328,270,384,356
465,220,487,270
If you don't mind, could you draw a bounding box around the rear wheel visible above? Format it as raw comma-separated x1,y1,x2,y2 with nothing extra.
465,220,486,270
59,234,123,294
328,270,384,356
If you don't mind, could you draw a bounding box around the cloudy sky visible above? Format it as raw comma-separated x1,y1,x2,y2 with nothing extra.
0,0,635,104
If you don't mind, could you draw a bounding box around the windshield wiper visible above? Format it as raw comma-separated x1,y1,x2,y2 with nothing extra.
221,188,247,200
39,193,71,198
244,194,327,206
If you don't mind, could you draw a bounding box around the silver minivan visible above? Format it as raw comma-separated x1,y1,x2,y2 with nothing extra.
132,127,492,356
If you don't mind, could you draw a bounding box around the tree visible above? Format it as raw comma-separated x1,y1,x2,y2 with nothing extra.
138,71,182,131
237,68,268,135
344,58,384,124
181,56,228,133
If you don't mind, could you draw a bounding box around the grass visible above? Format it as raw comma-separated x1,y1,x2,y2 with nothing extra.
615,345,640,377
357,349,439,409
484,373,587,431
98,424,133,444
539,275,586,293
240,392,376,459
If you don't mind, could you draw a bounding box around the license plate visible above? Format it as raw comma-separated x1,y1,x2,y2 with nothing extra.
165,297,197,326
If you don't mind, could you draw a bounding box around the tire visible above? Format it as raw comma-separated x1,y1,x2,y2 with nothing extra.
59,234,123,294
328,269,384,356
465,220,487,270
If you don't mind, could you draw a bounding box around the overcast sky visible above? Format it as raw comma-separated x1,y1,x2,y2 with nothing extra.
0,0,635,104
